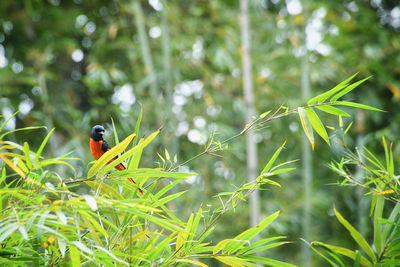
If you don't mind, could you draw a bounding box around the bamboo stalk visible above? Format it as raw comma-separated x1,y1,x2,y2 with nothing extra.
240,0,260,228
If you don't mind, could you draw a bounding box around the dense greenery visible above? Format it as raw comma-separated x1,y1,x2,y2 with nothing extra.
1,0,400,266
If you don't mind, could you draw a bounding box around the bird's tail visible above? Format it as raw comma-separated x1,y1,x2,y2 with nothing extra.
116,163,144,195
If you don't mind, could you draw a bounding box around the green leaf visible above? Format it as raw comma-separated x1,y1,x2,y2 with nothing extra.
260,110,271,119
261,142,286,174
34,128,55,164
239,236,287,254
298,107,314,149
315,105,351,117
354,250,361,267
309,242,343,267
305,107,330,145
110,117,120,144
330,76,371,102
69,243,81,267
88,132,136,177
334,208,376,263
0,126,45,140
373,195,384,255
0,111,19,133
23,142,32,169
382,203,400,242
312,241,372,267
225,211,280,254
307,73,358,105
133,104,143,146
240,255,297,267
332,101,383,112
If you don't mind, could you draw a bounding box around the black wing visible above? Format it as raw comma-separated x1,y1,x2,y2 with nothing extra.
101,140,112,152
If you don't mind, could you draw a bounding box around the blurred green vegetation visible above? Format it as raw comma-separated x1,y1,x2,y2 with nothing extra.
1,0,400,265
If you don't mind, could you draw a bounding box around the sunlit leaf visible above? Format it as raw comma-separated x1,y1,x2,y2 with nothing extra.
34,128,55,164
332,101,383,112
307,73,358,105
305,107,330,145
315,105,350,117
311,241,372,267
261,141,286,174
334,208,376,263
330,76,371,102
69,243,81,267
298,107,314,149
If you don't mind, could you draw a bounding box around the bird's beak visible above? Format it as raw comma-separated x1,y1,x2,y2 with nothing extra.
100,130,105,135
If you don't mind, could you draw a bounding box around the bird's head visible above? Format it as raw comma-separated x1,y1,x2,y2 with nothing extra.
91,125,105,141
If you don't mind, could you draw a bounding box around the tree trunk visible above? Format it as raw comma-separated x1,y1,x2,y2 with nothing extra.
240,0,260,228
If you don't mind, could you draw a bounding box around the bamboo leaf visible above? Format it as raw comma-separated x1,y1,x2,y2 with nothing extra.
226,211,280,254
305,107,330,145
240,255,297,267
110,117,120,144
0,111,19,133
69,243,81,267
215,256,247,267
133,104,143,146
373,195,384,255
298,107,314,149
330,76,371,102
33,128,55,164
261,142,286,174
0,154,25,178
307,73,358,105
382,203,400,242
176,259,207,267
23,142,32,169
315,105,351,117
332,101,383,112
72,241,94,255
312,241,372,267
260,110,271,119
334,208,376,263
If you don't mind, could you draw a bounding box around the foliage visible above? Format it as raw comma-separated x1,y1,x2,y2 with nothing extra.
309,137,400,266
0,112,295,266
0,75,387,266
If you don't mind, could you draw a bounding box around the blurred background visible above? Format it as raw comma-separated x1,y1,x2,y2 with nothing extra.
0,0,399,265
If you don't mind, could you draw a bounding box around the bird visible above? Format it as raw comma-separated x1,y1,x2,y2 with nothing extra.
90,125,143,194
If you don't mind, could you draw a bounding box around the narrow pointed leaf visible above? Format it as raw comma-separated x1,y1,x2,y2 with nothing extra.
307,73,358,105
312,241,372,267
332,101,383,112
261,142,286,174
33,128,55,164
316,105,351,117
23,142,32,169
330,76,371,102
373,195,384,255
334,208,376,263
305,107,330,145
0,154,25,178
298,107,314,149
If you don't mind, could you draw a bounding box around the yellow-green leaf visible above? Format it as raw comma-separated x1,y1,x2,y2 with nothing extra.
0,154,25,178
305,107,330,146
316,105,350,117
298,107,314,149
334,208,376,263
69,243,81,267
